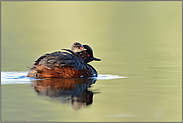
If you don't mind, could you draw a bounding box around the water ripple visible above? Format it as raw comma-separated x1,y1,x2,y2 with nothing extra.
1,71,127,85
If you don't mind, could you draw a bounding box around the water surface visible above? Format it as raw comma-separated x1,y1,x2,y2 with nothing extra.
1,1,182,122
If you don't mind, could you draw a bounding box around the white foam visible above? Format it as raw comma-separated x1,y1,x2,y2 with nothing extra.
97,74,127,80
1,71,126,85
1,71,32,85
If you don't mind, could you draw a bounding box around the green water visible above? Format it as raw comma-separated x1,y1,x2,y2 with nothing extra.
1,1,182,122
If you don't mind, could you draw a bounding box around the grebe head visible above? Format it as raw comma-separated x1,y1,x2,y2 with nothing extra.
82,45,101,63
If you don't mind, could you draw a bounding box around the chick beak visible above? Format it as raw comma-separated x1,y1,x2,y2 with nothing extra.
80,47,87,51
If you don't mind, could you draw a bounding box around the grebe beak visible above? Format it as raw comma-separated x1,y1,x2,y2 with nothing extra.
93,57,101,61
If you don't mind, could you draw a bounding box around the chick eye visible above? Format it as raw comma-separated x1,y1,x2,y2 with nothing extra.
80,47,83,50
87,54,90,57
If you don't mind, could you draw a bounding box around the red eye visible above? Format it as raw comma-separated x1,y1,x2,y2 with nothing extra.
87,54,90,57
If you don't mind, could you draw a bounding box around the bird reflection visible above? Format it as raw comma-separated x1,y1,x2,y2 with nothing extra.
31,78,98,109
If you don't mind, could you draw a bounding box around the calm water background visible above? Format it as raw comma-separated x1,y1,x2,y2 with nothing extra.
1,1,182,122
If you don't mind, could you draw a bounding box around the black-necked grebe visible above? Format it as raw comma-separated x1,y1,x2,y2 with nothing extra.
27,42,101,78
